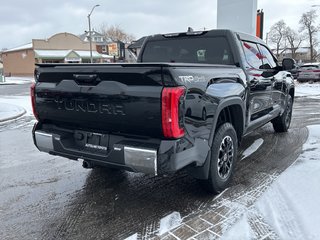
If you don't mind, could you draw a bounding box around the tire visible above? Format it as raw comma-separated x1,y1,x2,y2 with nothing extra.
272,95,293,132
202,123,238,194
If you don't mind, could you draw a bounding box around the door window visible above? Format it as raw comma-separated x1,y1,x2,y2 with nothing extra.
258,45,277,69
242,41,264,69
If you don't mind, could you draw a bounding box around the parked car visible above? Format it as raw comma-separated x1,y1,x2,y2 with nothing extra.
297,63,320,82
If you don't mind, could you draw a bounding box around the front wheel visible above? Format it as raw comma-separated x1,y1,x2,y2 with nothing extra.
272,95,293,132
202,123,238,194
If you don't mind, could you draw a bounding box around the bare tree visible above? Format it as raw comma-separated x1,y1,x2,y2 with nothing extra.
285,27,303,59
299,10,319,62
100,23,135,43
268,20,287,59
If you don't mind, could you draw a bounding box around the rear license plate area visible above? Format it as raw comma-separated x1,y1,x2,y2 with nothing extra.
74,131,109,153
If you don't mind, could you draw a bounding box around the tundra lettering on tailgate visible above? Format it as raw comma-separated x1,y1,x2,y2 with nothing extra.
55,98,125,116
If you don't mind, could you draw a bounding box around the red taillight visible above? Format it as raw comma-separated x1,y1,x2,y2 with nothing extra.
161,86,185,139
30,83,39,121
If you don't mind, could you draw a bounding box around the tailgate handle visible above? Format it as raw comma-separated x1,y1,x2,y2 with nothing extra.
73,74,98,82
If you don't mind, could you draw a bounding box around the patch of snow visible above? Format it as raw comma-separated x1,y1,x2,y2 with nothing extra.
221,213,254,240
0,76,34,85
221,125,320,239
157,211,182,236
241,138,264,160
4,43,32,52
124,233,138,240
295,82,320,97
255,125,320,240
0,96,32,116
0,103,25,120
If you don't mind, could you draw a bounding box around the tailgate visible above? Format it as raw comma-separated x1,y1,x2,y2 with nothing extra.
34,64,171,138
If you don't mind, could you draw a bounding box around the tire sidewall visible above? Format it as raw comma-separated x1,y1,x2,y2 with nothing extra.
209,123,238,192
284,95,293,130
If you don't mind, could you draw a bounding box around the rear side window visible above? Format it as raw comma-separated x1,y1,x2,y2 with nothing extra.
258,44,277,68
141,36,234,65
242,41,264,69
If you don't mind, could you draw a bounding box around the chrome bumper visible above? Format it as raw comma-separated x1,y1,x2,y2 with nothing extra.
34,131,54,153
124,146,158,175
34,130,158,175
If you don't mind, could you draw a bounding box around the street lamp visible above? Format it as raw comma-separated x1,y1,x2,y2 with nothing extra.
88,4,100,63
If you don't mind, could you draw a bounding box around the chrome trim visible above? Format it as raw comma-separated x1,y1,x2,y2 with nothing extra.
124,146,157,175
34,131,54,153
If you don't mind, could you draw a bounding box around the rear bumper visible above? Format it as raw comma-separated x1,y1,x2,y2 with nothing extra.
297,75,320,81
32,123,209,175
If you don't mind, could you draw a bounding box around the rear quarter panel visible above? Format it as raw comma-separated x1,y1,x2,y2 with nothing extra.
168,66,247,146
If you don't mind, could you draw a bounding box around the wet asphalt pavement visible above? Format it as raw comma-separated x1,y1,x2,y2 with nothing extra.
0,84,319,240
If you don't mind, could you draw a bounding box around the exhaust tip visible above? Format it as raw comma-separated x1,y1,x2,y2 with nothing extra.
82,160,93,169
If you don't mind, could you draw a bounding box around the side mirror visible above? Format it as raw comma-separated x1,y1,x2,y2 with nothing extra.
282,58,295,71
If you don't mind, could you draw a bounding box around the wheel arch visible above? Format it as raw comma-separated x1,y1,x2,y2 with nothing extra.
209,98,245,146
188,97,245,180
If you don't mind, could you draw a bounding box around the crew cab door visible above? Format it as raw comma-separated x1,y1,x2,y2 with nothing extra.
241,41,273,123
257,44,285,110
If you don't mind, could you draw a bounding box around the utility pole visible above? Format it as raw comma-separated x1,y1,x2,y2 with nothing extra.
88,4,100,63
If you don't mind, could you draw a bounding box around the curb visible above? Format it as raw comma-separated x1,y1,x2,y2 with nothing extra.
0,103,27,123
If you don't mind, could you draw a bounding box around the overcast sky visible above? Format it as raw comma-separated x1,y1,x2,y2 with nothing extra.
0,0,319,50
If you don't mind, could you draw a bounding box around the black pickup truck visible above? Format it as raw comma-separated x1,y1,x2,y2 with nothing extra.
31,29,295,193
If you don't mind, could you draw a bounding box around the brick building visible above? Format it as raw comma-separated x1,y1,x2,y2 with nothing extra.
1,32,103,76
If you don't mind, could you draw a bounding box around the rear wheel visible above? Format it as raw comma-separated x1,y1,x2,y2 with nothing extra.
272,95,293,132
202,123,238,194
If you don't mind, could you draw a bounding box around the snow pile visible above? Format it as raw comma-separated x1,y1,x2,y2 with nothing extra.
222,125,320,239
255,125,320,240
0,96,32,116
0,103,26,121
0,76,34,85
295,82,320,97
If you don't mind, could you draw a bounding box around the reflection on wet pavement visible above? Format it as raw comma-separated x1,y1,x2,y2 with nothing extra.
0,96,318,240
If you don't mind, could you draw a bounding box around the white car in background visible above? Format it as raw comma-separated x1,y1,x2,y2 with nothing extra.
297,63,320,82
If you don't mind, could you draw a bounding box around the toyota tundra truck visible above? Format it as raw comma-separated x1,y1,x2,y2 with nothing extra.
31,29,295,193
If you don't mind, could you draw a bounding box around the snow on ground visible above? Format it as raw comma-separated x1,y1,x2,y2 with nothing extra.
220,213,254,240
241,138,264,160
0,76,34,85
255,125,320,240
0,96,32,116
124,233,138,240
157,212,182,236
223,125,320,240
0,103,25,121
295,82,320,97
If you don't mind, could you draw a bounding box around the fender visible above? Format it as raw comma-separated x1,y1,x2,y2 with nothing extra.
205,82,246,146
188,83,246,180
